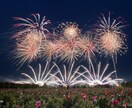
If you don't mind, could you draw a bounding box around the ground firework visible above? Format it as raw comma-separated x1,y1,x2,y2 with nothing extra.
79,61,123,86
21,62,59,86
50,62,84,88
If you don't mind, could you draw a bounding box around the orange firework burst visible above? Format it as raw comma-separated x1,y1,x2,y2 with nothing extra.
14,30,43,65
13,13,50,38
42,40,63,60
77,35,97,61
60,38,80,62
97,13,127,57
55,22,80,39
99,31,126,56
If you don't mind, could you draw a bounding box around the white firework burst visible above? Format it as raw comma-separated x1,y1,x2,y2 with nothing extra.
79,61,123,87
50,62,84,88
21,62,59,86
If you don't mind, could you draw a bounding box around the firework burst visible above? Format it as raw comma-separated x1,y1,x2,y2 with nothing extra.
60,38,80,63
97,13,127,57
79,61,123,87
50,62,84,88
13,13,50,38
99,31,125,56
42,40,63,60
13,30,43,65
55,22,81,39
21,62,59,86
77,35,97,61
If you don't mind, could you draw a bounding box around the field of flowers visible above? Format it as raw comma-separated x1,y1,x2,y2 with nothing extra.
0,87,132,108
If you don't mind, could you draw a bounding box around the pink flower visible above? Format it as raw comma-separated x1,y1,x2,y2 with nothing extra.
80,93,87,101
82,94,87,100
92,96,97,102
112,99,118,105
125,103,128,108
36,101,41,108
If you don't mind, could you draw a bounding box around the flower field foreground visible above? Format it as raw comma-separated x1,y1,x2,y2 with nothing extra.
0,87,132,108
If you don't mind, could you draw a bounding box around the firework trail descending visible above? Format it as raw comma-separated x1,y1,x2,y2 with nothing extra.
50,62,85,88
79,61,123,87
96,13,127,78
21,62,59,86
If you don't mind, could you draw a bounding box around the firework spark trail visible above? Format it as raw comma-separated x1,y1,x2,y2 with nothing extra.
79,61,123,86
21,62,59,86
96,13,127,78
50,62,84,88
13,14,50,38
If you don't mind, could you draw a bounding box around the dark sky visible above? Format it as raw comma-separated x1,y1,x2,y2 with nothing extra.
0,0,131,81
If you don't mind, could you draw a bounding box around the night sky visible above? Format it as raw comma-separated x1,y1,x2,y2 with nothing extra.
0,0,132,82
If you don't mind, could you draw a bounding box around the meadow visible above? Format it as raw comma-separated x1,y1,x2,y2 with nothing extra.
0,85,132,108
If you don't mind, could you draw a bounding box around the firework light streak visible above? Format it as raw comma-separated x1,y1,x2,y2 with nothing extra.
79,61,123,87
50,62,85,88
21,62,59,86
13,13,50,38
